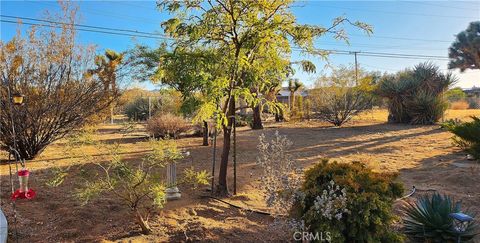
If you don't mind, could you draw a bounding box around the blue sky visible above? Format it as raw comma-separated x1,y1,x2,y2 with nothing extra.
1,0,479,90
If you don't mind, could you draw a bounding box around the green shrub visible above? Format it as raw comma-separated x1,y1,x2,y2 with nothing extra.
124,97,160,121
294,159,404,242
124,93,181,121
146,113,190,139
402,193,477,242
447,116,480,159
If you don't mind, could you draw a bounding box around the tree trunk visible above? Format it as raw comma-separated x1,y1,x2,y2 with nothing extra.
290,93,296,115
251,104,263,129
202,120,209,146
217,97,235,195
134,209,152,235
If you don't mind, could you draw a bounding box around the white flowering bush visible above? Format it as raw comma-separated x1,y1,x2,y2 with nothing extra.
313,180,349,221
297,159,404,242
256,131,303,216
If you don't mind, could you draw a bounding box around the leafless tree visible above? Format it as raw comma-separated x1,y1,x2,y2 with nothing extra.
0,2,114,159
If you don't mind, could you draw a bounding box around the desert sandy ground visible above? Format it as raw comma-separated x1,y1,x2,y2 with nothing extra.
1,109,480,242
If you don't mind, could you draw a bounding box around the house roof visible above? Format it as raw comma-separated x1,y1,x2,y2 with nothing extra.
276,87,308,97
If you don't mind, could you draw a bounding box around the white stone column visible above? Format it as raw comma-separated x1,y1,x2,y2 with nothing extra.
165,162,181,200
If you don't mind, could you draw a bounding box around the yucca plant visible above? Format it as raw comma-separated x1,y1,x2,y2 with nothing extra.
402,193,477,242
406,91,448,125
377,63,456,125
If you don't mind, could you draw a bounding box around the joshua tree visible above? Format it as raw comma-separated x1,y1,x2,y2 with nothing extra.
448,21,480,72
89,50,124,124
288,79,303,115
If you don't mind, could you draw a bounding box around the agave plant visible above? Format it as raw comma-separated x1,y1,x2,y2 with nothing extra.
402,193,477,242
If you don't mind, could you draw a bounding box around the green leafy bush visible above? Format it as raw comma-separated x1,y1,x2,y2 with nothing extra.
76,139,209,234
402,193,477,242
293,159,404,242
146,113,190,139
446,116,480,159
124,92,182,121
124,97,160,121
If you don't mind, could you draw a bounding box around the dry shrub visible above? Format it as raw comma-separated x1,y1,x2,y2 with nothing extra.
450,100,470,110
146,113,189,139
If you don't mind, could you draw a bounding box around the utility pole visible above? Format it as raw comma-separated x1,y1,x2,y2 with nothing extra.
354,51,359,86
148,96,152,120
350,51,359,86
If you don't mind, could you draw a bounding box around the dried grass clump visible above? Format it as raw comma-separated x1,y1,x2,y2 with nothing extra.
146,113,189,139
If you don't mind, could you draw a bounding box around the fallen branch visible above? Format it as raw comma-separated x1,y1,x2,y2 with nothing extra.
201,195,282,216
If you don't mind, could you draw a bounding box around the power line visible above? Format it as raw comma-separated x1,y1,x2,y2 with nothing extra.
2,16,451,61
300,2,477,19
402,1,480,11
347,33,453,43
291,48,450,61
1,14,172,39
0,19,168,40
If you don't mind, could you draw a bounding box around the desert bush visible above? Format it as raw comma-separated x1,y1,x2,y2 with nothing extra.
445,87,467,103
377,63,455,125
467,97,480,109
311,65,375,126
402,193,477,242
124,90,182,121
450,100,470,110
125,97,160,121
146,113,189,139
293,159,404,242
0,3,115,160
310,87,372,126
446,116,480,159
256,131,303,217
76,139,209,234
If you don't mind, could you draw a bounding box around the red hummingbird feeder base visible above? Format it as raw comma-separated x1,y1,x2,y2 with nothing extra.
11,169,36,200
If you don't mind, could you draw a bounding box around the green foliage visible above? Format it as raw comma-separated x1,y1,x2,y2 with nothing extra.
45,166,69,187
75,139,208,234
157,0,372,194
124,96,160,121
446,116,480,159
445,87,467,103
295,159,404,242
402,193,477,242
377,63,455,124
448,21,480,72
124,91,182,121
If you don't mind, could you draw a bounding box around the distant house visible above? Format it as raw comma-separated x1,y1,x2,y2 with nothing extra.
464,87,480,99
276,87,308,105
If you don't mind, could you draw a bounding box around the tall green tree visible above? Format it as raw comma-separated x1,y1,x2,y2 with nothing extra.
130,45,222,145
158,0,371,195
448,21,480,72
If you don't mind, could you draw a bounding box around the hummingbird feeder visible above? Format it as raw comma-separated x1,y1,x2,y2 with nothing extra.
11,169,36,200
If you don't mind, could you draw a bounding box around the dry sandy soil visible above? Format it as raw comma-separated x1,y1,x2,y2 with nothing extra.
1,109,480,242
